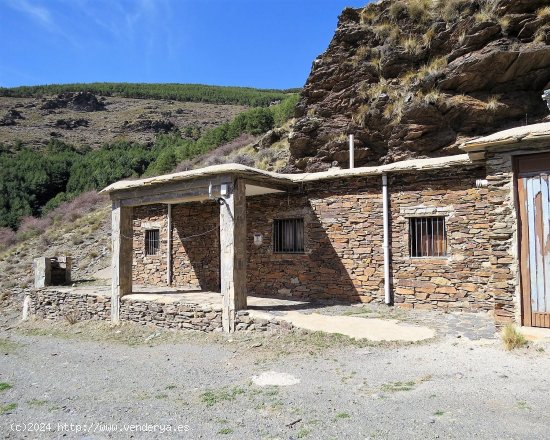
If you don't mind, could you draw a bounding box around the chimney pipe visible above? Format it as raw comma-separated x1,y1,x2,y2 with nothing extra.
349,134,354,169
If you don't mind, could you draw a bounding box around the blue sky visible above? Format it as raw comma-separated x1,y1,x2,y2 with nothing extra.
0,0,367,89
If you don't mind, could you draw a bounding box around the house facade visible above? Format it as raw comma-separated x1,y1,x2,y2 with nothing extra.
102,122,550,331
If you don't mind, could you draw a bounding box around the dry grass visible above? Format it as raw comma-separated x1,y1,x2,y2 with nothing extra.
433,0,470,22
418,56,448,79
485,95,500,111
389,1,407,20
501,324,527,351
352,46,371,66
423,26,436,48
401,36,423,55
373,22,401,42
359,7,378,24
383,96,405,124
406,0,432,22
64,310,79,325
367,53,383,74
352,105,370,126
474,0,498,23
363,79,389,101
537,6,550,18
534,27,548,44
499,16,511,32
422,88,442,105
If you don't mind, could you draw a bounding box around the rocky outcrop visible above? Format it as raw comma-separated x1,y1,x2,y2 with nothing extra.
123,118,176,133
55,118,89,130
41,92,105,112
0,109,24,126
290,0,550,171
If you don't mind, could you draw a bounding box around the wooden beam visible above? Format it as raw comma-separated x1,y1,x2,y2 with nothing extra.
220,179,247,332
112,175,232,204
111,200,133,323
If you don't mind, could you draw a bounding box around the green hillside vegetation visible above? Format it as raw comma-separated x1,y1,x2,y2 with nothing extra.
0,83,300,107
0,94,299,230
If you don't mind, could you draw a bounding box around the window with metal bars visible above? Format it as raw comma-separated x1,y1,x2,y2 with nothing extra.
409,216,447,258
145,229,160,256
273,219,304,254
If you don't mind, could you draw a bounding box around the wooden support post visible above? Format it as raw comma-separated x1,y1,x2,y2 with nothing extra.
220,179,247,333
111,200,133,323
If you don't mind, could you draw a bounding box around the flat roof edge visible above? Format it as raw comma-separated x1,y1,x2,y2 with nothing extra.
101,154,475,195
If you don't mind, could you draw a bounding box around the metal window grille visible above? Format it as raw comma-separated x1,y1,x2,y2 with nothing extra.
273,219,304,253
145,229,160,256
409,217,447,258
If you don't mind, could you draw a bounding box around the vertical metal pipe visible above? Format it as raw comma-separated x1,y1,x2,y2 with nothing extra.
382,174,391,305
167,204,172,286
349,134,355,169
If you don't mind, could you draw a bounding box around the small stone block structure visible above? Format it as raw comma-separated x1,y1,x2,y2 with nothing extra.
34,256,72,288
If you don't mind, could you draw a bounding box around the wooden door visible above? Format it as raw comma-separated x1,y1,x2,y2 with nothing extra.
517,153,550,328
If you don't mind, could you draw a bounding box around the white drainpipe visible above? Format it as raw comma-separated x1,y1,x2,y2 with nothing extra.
167,203,172,286
349,134,354,169
382,174,391,304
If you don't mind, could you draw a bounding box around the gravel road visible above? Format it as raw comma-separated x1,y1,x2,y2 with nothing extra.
0,312,549,440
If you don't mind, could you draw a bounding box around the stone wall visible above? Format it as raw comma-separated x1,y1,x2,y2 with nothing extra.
171,202,220,290
133,205,169,285
26,290,290,333
246,166,493,311
26,289,111,321
389,170,492,311
132,202,220,290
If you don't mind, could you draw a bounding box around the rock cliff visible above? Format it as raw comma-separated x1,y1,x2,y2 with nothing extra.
290,0,550,171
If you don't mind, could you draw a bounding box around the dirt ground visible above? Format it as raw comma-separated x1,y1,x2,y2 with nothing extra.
1,308,549,440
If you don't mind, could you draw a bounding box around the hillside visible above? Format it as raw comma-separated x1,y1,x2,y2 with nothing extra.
0,82,298,150
0,95,246,149
0,84,298,230
289,0,550,171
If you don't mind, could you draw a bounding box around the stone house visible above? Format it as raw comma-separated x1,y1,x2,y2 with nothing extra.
101,122,550,332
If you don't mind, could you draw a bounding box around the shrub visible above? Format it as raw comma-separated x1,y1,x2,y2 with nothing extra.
48,191,106,224
0,227,16,251
501,324,527,351
17,216,52,239
64,310,79,325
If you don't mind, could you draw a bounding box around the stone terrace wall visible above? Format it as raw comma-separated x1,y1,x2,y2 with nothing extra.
247,165,493,312
26,290,290,333
27,289,111,321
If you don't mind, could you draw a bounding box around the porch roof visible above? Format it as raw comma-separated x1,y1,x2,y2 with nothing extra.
461,122,550,152
100,154,473,196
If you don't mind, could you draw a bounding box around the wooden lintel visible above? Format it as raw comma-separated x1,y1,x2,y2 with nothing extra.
111,174,233,204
